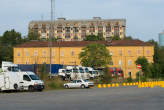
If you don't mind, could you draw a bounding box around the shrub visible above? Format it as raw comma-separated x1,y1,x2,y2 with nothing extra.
48,82,57,89
45,77,65,90
127,77,133,83
100,67,112,83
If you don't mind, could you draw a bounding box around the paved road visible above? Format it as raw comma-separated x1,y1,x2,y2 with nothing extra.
0,87,164,110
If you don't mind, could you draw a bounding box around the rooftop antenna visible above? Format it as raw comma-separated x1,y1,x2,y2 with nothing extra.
49,0,55,76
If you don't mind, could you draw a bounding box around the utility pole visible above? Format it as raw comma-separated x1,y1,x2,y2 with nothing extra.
49,0,54,76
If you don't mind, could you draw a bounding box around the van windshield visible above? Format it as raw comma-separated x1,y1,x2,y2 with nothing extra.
66,70,71,73
93,71,97,74
79,68,84,73
73,69,79,73
12,67,19,72
8,66,19,72
29,75,40,80
85,68,89,73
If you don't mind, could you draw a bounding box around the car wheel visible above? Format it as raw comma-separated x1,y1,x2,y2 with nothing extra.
81,84,85,89
28,86,34,92
65,85,69,89
14,84,18,90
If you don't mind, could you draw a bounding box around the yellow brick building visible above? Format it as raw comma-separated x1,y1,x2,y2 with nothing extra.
14,40,154,79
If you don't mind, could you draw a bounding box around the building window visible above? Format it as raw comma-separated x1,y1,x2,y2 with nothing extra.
65,34,70,39
106,26,111,32
17,52,21,57
71,51,75,56
61,51,64,57
146,50,150,56
34,50,38,56
81,26,86,38
66,27,70,33
43,50,47,57
114,26,119,36
119,50,122,56
52,51,55,57
57,27,62,33
128,60,132,66
128,50,132,56
90,26,95,33
25,52,30,57
137,50,141,56
98,26,103,33
74,27,79,33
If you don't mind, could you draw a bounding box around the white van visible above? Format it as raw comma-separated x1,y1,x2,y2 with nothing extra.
87,67,100,79
0,61,44,91
70,67,81,80
58,69,71,80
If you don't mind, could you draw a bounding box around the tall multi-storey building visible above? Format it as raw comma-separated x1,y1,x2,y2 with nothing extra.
29,17,126,41
159,31,164,47
14,40,154,79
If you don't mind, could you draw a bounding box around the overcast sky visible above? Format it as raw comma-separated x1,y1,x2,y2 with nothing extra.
0,0,164,41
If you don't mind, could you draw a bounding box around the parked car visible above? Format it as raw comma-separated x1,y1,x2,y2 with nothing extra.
64,79,94,89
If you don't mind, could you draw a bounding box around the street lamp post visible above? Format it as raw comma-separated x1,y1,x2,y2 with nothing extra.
49,0,55,76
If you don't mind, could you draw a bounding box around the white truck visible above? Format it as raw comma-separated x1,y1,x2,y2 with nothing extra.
0,61,44,91
58,66,101,80
58,66,90,80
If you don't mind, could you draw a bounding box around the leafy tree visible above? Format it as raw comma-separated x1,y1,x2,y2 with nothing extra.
28,32,40,40
135,56,150,78
0,29,24,63
147,39,161,64
100,67,112,83
0,46,13,62
150,63,161,78
0,29,22,46
85,33,105,41
159,47,164,77
147,40,164,78
111,36,121,40
79,43,111,69
123,36,133,40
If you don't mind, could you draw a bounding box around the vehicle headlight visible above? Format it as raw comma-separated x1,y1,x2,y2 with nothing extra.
34,82,38,86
